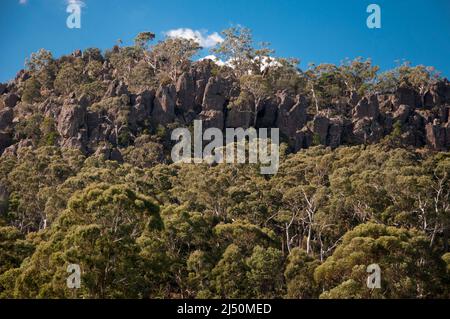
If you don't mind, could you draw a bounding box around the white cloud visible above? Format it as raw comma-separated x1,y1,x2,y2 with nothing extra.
199,55,226,67
165,28,223,48
19,0,27,5
199,55,283,73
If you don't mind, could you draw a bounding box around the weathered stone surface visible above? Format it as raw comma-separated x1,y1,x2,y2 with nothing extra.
393,104,412,124
57,104,86,138
256,98,278,128
294,128,312,151
276,93,307,137
202,77,228,111
131,89,154,127
176,71,196,116
198,110,224,130
0,132,12,155
15,69,30,83
152,85,176,125
3,93,20,108
327,117,344,148
425,123,448,150
0,108,13,131
354,95,379,119
394,85,420,108
0,83,6,95
226,99,254,129
312,115,330,145
424,80,450,107
352,118,384,144
105,80,129,98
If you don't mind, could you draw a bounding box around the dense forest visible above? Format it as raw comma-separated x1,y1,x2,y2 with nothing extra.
0,26,449,298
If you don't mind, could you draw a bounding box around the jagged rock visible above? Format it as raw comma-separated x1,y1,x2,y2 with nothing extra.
3,93,20,108
276,93,307,137
193,60,213,106
195,79,207,106
394,85,420,108
399,112,426,147
15,69,30,83
256,98,278,128
327,117,344,148
57,104,87,138
424,80,450,107
0,108,13,131
176,72,196,113
312,115,330,145
352,118,384,144
60,135,86,151
0,132,12,155
198,110,224,130
354,95,379,119
226,99,254,129
294,128,312,151
202,77,228,111
425,123,448,150
0,83,6,95
152,84,176,125
104,80,129,98
131,89,154,127
393,104,412,124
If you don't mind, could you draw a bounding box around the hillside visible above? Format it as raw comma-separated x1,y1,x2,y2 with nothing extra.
0,28,449,299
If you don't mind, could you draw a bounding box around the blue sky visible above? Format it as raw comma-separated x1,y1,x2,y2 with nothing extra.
1,0,449,82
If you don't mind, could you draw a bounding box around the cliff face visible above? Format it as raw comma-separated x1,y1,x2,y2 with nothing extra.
1,55,450,159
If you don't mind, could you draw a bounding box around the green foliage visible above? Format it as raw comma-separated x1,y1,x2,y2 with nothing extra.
0,27,448,300
54,60,84,95
22,77,42,103
284,248,320,298
315,223,448,298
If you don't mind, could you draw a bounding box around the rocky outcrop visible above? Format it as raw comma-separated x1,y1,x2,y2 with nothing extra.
57,103,86,138
0,108,14,131
425,122,450,151
312,115,330,145
354,95,379,119
176,72,196,120
3,93,20,108
392,105,413,124
394,85,421,108
152,85,176,125
226,100,254,128
202,77,228,111
198,110,224,130
1,59,450,158
256,98,278,128
130,89,154,128
276,93,307,138
0,83,7,95
105,80,129,98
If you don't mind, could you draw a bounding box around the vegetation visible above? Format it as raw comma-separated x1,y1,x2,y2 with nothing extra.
0,27,448,299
